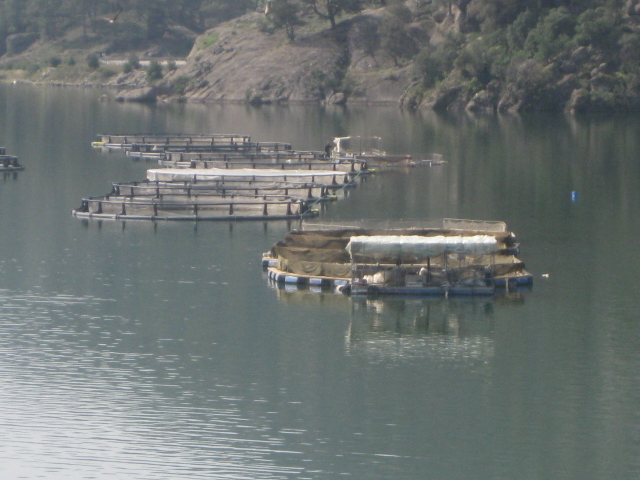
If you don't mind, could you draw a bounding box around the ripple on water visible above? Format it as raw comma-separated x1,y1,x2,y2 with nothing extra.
0,289,309,480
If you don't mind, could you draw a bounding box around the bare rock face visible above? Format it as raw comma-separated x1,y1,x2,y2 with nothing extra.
115,87,158,103
423,85,465,111
326,92,347,105
466,90,496,112
168,14,345,104
567,88,590,113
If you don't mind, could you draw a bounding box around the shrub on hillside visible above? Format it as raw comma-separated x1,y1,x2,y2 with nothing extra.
172,75,190,94
87,54,99,70
146,61,163,82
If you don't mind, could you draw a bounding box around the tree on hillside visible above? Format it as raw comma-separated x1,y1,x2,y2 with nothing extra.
302,0,363,29
380,5,418,66
266,0,305,42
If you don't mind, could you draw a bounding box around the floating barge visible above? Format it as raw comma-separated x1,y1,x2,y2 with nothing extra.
263,219,533,296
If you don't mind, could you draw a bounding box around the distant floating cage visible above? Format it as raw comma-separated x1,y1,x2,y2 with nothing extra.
110,179,341,203
72,165,362,222
92,133,252,149
73,192,318,221
163,150,328,164
145,167,357,186
93,132,293,158
125,141,294,159
156,156,367,174
0,154,24,172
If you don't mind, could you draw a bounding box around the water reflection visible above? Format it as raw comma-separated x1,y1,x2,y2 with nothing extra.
346,296,504,362
267,281,526,363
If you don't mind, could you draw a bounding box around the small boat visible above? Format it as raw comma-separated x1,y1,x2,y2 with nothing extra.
328,136,446,168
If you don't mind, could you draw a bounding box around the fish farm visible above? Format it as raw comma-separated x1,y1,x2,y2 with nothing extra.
76,132,438,222
263,219,533,297
77,132,534,296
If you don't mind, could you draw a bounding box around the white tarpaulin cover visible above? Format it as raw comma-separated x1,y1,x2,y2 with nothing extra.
147,168,347,182
346,235,499,258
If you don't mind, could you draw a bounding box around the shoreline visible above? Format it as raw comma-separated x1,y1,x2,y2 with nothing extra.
1,79,404,107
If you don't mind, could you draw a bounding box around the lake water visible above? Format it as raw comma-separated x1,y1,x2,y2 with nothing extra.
0,83,639,480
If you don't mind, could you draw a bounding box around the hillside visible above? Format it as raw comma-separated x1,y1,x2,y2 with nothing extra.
3,1,640,113
164,10,418,105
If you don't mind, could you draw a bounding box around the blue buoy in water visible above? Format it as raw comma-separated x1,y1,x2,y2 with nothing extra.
571,191,578,202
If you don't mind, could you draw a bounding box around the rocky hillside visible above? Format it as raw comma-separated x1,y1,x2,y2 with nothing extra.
5,1,640,113
161,9,419,106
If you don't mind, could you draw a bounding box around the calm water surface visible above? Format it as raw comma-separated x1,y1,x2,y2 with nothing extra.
0,84,639,480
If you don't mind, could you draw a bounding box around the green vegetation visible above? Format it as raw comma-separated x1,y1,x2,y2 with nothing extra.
145,60,163,81
260,0,640,110
172,75,191,94
49,56,62,67
394,0,640,111
86,53,99,70
125,53,140,70
198,31,220,50
263,0,305,42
